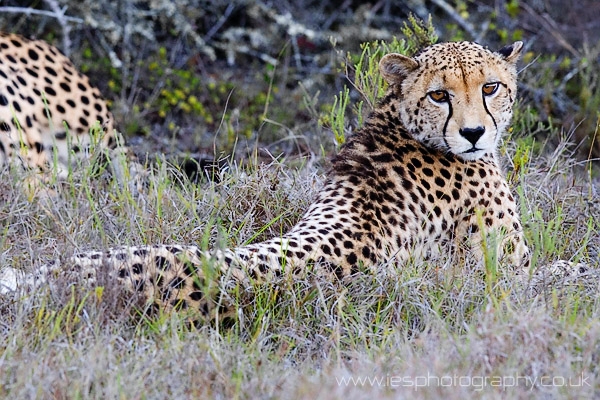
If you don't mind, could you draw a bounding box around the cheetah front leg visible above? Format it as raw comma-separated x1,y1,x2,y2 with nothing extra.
453,207,593,291
454,205,531,270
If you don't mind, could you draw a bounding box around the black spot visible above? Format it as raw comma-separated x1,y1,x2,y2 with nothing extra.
0,94,8,106
392,165,405,177
258,263,269,274
362,246,370,258
155,256,171,271
131,263,143,274
171,299,188,310
133,280,145,292
422,155,434,164
165,246,182,254
45,66,57,76
169,276,186,289
183,261,197,276
422,168,434,177
25,67,38,78
133,249,148,257
468,225,479,234
28,49,39,60
345,252,358,266
189,291,203,301
410,158,422,168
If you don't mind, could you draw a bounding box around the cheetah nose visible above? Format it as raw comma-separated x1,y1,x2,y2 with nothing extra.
459,126,485,145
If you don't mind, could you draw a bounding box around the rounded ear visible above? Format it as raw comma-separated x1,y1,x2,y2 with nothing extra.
496,41,524,64
379,53,419,85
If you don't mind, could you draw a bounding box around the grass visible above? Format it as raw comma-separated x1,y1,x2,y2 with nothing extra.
0,19,599,397
0,126,599,398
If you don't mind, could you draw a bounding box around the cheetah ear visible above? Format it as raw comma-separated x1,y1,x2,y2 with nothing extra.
379,53,419,85
496,41,524,64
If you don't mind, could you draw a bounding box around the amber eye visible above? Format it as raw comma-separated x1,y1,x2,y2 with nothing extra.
482,83,499,96
428,90,449,103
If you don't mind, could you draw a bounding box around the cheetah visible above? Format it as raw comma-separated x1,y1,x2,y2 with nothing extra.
0,33,129,186
2,39,555,321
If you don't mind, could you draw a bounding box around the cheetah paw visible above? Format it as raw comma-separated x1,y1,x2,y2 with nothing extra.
532,260,590,281
522,259,595,296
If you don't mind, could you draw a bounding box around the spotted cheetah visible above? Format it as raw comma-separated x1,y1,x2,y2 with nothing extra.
2,39,547,321
0,33,129,185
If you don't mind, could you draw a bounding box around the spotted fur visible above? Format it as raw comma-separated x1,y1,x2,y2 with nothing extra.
0,33,124,179
2,40,536,321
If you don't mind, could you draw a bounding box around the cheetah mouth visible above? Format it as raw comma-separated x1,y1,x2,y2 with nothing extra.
463,147,482,154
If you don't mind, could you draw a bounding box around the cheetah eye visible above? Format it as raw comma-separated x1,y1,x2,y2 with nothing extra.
428,90,449,103
482,83,499,96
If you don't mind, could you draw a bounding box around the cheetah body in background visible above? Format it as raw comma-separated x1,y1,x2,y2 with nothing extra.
0,33,124,179
1,39,532,321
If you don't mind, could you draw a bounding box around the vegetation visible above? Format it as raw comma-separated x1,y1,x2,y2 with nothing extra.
0,1,599,398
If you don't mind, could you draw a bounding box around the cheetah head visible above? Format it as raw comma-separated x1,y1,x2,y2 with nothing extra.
379,41,523,160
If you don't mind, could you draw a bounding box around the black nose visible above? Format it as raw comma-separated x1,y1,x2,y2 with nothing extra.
459,126,485,145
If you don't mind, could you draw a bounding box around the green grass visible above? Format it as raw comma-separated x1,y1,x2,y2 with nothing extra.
0,127,599,398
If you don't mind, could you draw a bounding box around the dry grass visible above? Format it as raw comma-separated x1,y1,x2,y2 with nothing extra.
0,130,599,398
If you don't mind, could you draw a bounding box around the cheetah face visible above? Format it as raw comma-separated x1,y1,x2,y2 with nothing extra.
380,41,523,160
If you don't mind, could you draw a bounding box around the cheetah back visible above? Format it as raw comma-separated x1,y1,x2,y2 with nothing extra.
0,33,118,177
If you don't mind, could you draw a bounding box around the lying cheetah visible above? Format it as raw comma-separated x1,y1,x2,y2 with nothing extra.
3,39,572,321
0,33,130,187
